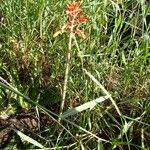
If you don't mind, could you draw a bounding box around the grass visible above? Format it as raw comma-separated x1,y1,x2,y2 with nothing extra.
0,0,150,149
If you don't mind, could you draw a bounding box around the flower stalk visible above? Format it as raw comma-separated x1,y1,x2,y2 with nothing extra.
53,1,88,120
59,21,74,119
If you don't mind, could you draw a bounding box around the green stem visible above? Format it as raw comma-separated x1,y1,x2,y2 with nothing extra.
59,24,74,120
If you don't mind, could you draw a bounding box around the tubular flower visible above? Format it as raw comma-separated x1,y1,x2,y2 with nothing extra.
53,1,88,38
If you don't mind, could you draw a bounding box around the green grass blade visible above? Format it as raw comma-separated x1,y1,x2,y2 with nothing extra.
13,129,44,148
61,96,109,118
83,68,122,117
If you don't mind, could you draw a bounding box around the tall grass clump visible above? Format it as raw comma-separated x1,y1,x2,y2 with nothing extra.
0,0,150,149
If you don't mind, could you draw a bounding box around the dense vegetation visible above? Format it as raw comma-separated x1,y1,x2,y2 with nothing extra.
0,0,150,149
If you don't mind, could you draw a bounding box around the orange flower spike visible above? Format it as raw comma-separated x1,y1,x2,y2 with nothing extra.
66,1,82,19
53,1,89,38
66,2,81,12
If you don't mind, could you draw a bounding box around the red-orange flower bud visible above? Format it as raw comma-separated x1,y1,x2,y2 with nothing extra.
79,16,88,23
